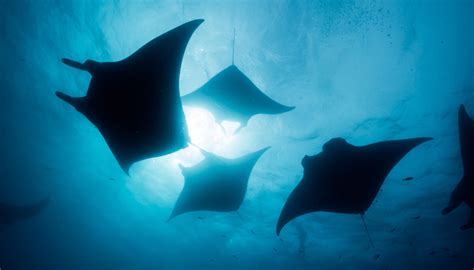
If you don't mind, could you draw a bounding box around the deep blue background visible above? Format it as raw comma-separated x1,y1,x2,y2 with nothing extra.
0,0,473,269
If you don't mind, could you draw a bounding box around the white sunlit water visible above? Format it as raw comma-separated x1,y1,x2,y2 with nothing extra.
0,0,473,269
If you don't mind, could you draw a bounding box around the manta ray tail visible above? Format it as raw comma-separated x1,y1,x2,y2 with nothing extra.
460,208,474,230
234,210,244,221
360,214,375,248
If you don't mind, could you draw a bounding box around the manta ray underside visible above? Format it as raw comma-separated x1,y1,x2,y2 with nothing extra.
442,105,474,230
181,65,294,131
0,197,50,224
168,147,269,220
56,20,204,173
276,137,432,236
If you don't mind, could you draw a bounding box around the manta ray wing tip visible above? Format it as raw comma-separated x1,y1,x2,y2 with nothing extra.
276,215,290,236
284,105,296,112
118,162,132,176
182,19,204,30
276,225,282,236
276,207,294,236
259,146,271,154
408,137,433,146
459,104,473,121
167,210,182,222
421,137,434,143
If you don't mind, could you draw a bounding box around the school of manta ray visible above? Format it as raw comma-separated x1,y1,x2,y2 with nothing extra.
5,20,471,246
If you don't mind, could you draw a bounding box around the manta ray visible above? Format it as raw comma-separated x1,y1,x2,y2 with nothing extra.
181,66,294,130
56,20,203,173
0,197,50,225
442,105,474,230
181,31,294,131
276,137,432,236
168,147,269,220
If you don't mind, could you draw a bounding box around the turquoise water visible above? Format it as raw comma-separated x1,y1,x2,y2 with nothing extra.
0,0,473,269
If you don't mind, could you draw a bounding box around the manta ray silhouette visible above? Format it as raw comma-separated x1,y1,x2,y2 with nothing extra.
276,137,432,236
181,31,294,131
56,20,203,173
0,197,50,225
442,105,474,230
168,147,269,220
181,66,294,130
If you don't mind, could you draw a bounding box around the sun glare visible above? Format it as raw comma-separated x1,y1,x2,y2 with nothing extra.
183,107,239,149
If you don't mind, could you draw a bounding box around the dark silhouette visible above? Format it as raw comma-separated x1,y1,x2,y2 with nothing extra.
402,176,414,181
182,29,293,131
276,137,432,236
168,147,269,220
442,104,474,230
56,20,204,173
181,65,294,131
0,197,50,224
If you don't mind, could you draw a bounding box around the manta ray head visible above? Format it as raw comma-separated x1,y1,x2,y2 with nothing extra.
323,137,349,152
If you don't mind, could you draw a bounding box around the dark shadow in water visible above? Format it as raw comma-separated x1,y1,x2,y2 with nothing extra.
0,197,50,225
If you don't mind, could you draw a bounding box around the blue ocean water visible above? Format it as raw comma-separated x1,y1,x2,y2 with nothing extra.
0,0,473,269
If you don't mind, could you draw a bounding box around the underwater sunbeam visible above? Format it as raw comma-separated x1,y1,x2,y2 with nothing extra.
184,107,239,149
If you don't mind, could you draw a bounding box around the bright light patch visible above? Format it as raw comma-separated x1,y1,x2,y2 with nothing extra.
127,145,204,206
127,107,244,205
183,107,239,149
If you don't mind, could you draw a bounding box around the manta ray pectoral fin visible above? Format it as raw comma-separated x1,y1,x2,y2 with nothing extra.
442,178,467,215
276,184,306,236
441,196,463,215
442,203,458,215
460,209,474,230
276,105,296,114
55,91,84,110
